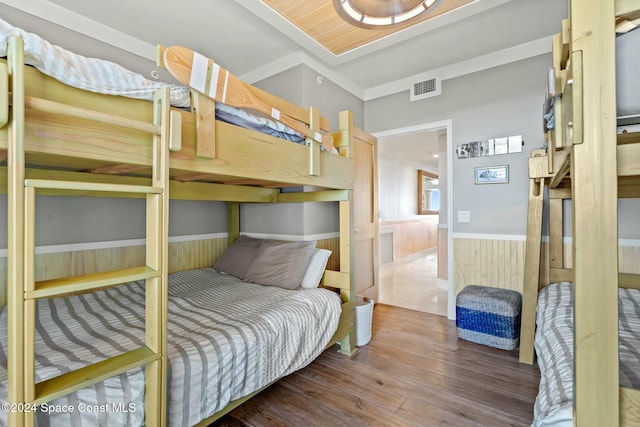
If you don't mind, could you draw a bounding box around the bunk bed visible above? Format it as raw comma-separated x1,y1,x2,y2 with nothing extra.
0,18,358,427
519,1,640,426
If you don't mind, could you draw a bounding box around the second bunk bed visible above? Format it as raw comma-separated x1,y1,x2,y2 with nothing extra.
520,1,640,426
0,17,360,427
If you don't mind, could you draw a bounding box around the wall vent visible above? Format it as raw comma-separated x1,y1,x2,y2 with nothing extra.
410,77,441,101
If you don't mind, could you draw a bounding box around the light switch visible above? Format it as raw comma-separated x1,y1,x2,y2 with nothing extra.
458,210,471,223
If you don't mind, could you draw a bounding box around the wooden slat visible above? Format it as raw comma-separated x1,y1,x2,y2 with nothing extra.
27,266,160,300
25,96,160,134
549,198,563,269
520,178,544,365
617,132,640,145
549,267,573,283
192,91,216,159
0,62,7,128
322,270,350,291
278,189,349,202
34,347,159,405
308,106,320,176
617,143,640,176
615,0,640,18
619,273,640,290
621,386,640,426
24,178,161,194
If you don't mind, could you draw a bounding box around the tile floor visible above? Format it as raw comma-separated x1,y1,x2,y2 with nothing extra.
378,248,448,316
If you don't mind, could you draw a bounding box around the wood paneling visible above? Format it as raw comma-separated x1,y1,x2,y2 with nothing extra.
0,236,342,305
380,217,437,263
262,0,474,55
437,227,448,280
214,304,540,427
455,237,640,297
453,237,526,295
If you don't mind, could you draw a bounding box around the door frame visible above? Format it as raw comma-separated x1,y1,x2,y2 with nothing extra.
372,119,455,320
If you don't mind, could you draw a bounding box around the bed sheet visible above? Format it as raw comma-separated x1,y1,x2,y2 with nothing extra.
0,268,341,426
0,18,305,144
532,282,640,426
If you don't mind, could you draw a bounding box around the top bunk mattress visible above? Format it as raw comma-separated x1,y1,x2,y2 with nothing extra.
0,17,306,144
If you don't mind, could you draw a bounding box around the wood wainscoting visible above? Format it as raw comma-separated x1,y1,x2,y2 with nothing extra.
437,226,448,280
0,236,341,305
379,216,438,265
453,236,526,295
454,235,640,295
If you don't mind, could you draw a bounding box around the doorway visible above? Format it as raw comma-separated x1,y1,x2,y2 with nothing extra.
373,120,454,319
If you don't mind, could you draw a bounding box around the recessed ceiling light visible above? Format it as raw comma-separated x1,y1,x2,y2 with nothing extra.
433,154,439,158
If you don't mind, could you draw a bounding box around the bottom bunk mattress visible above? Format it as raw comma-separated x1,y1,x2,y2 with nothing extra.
533,282,640,426
0,267,342,426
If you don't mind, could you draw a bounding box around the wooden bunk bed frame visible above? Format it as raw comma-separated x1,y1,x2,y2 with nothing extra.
519,0,640,425
0,36,358,426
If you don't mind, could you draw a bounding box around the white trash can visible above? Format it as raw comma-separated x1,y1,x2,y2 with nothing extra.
355,296,374,346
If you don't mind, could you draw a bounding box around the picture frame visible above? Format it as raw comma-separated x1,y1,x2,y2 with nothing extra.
474,165,509,184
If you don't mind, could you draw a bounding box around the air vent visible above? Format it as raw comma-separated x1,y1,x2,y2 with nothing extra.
410,77,441,102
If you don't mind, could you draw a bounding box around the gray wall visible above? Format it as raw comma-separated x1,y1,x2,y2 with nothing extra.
366,55,550,235
0,196,227,247
240,64,364,236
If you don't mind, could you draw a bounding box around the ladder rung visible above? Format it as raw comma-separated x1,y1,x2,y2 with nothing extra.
24,179,162,194
27,266,160,300
34,346,160,405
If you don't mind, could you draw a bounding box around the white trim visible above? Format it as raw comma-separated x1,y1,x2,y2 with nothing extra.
8,0,543,102
452,233,527,241
452,234,640,246
364,36,552,101
2,0,157,60
372,119,455,320
238,51,365,99
240,232,340,241
0,233,229,257
437,223,448,229
0,231,342,257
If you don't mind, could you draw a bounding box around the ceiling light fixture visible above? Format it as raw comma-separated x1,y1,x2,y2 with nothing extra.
333,0,441,29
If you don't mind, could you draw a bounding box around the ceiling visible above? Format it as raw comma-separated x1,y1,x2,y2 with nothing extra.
0,0,567,170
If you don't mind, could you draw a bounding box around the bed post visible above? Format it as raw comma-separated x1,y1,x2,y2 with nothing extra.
570,0,619,424
336,110,357,357
6,36,26,427
227,203,240,246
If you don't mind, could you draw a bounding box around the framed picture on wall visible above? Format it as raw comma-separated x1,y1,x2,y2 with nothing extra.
474,165,509,184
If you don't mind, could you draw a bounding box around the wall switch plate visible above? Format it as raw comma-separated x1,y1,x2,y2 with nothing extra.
458,210,471,223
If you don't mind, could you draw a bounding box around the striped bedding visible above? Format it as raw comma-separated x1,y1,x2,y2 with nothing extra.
0,268,341,426
533,282,640,426
0,17,305,143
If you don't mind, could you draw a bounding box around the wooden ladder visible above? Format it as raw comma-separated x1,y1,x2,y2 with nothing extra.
6,37,170,426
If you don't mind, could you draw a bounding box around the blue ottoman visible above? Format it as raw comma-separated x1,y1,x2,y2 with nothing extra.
456,285,522,350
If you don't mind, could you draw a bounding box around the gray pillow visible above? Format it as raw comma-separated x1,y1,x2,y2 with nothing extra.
213,235,263,279
244,240,316,289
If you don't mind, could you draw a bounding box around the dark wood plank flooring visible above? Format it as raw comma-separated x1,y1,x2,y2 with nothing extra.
213,303,540,427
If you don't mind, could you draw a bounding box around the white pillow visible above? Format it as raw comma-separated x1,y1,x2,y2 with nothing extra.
300,249,332,289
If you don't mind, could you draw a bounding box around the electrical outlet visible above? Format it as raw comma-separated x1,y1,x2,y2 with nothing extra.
458,210,471,223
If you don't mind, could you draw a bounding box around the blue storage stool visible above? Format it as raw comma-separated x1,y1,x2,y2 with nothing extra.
456,285,522,350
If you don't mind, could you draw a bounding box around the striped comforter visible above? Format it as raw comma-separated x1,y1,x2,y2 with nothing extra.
533,282,640,426
0,268,342,426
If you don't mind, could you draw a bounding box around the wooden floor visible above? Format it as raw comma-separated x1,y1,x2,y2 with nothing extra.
213,304,540,427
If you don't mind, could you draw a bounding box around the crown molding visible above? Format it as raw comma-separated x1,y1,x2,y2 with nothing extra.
364,35,553,101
